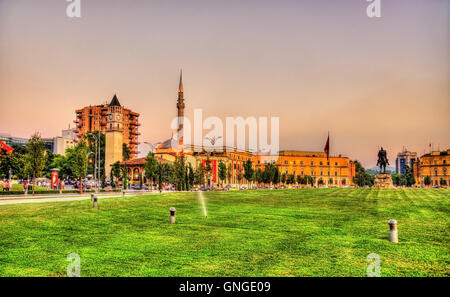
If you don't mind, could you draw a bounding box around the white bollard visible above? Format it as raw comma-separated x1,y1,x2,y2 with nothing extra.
388,219,398,243
169,207,176,224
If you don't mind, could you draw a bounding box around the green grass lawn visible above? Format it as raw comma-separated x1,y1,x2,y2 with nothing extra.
0,188,448,277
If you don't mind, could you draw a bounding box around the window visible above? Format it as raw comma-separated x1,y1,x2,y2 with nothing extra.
335,162,338,166
311,161,314,166
327,162,330,166
327,171,330,176
300,161,304,165
444,168,447,176
320,161,323,166
284,160,288,165
293,161,296,165
320,171,323,176
435,169,438,176
335,171,338,176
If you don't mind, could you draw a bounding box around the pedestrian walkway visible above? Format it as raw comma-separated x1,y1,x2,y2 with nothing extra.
0,190,160,206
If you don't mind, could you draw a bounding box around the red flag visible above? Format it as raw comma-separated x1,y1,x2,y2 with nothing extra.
0,142,14,155
324,133,330,160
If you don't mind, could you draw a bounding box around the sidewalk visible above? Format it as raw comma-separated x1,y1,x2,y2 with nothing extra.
0,190,159,206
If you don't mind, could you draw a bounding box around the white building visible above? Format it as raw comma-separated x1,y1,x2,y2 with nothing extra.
53,126,77,155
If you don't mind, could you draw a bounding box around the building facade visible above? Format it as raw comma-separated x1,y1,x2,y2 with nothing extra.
74,95,140,158
135,72,356,188
395,148,417,174
413,150,450,187
53,126,77,156
254,151,355,187
0,133,54,152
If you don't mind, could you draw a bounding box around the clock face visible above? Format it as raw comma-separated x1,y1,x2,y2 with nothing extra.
116,115,121,120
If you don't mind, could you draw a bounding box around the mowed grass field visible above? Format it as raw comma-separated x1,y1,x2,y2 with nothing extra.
0,188,448,277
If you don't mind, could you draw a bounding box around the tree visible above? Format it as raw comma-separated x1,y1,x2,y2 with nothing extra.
287,174,295,185
404,165,416,187
297,175,305,185
173,156,186,191
195,163,205,186
67,140,90,193
138,172,143,189
440,178,447,186
352,160,374,187
226,163,232,185
156,162,174,192
262,163,276,185
218,161,227,187
24,133,48,195
424,176,431,187
236,166,243,185
188,163,195,189
204,156,213,186
281,172,287,184
122,143,131,161
255,168,263,187
243,159,254,188
144,152,158,190
304,175,313,187
122,164,129,190
85,131,105,180
272,166,280,185
111,161,121,189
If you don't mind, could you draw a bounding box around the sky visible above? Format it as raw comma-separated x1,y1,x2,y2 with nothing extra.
0,0,448,167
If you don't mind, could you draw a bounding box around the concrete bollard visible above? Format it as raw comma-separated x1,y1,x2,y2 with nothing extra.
388,219,398,243
90,193,94,201
169,207,176,224
92,196,98,209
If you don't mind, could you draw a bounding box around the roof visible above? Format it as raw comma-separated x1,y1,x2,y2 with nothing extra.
109,94,121,107
157,138,173,149
121,156,169,166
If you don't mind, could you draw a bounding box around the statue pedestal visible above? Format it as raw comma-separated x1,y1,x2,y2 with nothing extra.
374,174,394,188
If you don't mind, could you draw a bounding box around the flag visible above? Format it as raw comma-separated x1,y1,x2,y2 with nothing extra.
324,133,330,160
0,142,14,155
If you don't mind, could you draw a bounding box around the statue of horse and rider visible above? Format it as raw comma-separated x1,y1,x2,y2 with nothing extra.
377,147,389,174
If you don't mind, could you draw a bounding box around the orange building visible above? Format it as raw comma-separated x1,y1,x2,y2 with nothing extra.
254,151,355,187
413,150,450,187
74,95,140,158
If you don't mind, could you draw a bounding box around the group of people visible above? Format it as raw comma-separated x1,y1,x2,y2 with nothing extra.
1,180,29,193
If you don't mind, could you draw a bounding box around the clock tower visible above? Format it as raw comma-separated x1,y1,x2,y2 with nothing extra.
105,94,123,180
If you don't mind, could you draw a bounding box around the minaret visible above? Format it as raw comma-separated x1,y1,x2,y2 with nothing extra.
177,69,185,134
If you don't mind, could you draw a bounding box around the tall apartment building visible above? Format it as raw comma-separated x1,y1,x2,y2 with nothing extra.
395,148,417,174
74,95,140,159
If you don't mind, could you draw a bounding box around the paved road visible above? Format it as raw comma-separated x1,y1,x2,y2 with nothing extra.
0,191,159,206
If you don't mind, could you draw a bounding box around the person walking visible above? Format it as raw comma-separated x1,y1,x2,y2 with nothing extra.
24,180,28,194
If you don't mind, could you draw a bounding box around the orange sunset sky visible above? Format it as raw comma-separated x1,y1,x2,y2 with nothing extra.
0,0,449,167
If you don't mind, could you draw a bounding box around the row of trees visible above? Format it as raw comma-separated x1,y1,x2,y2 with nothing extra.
391,165,416,187
0,133,48,195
